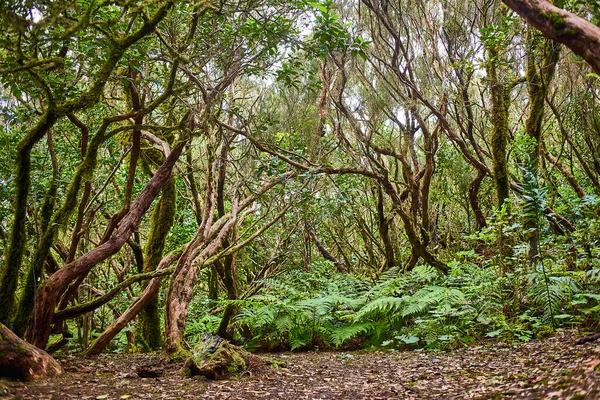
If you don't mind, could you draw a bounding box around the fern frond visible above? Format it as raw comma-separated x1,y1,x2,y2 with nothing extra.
354,296,405,321
331,323,376,346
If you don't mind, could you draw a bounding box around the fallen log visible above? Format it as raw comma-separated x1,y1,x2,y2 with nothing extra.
0,323,62,381
576,332,600,345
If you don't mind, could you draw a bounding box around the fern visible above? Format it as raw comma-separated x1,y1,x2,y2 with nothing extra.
403,286,465,317
330,323,376,347
354,296,406,321
527,266,579,324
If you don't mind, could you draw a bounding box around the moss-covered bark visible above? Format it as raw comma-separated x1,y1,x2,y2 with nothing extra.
524,31,560,264
2,1,173,331
525,31,560,169
180,336,249,380
486,47,511,209
139,175,177,351
12,133,59,337
0,110,57,325
0,323,61,381
11,126,109,336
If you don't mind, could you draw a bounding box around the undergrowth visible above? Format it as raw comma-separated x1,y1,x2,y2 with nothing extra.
182,190,600,352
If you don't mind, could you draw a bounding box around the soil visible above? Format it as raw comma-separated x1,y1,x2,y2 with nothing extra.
2,331,599,399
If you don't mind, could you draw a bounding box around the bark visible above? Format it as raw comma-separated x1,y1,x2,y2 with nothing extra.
308,226,346,273
215,144,239,340
12,131,59,336
502,0,600,75
0,3,172,325
84,250,181,356
487,47,511,208
163,206,239,356
0,323,62,381
139,175,176,350
542,143,586,198
549,99,600,194
26,142,185,349
0,110,58,325
523,32,560,265
54,264,177,322
377,186,396,271
469,171,487,230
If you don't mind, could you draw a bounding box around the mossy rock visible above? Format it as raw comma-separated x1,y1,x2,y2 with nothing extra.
534,325,555,340
181,335,249,380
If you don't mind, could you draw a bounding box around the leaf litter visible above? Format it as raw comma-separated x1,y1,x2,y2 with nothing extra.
1,331,599,399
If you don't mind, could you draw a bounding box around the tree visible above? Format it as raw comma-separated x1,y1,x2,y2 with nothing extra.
502,0,600,74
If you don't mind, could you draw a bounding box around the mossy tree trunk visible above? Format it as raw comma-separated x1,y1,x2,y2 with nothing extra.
502,0,600,75
0,1,172,330
11,131,59,336
26,142,185,349
139,175,177,350
0,111,58,325
486,47,511,210
524,30,560,264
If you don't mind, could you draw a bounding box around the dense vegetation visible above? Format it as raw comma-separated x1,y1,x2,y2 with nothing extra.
0,0,599,360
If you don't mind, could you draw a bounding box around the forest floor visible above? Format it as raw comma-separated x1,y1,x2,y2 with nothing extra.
2,331,600,399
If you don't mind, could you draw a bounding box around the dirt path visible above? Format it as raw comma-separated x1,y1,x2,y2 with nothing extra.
2,332,599,399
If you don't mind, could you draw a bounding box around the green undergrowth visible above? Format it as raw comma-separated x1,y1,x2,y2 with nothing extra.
185,192,600,352
184,253,600,352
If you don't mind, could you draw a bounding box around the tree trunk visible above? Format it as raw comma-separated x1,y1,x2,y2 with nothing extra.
487,47,511,209
164,208,239,357
84,251,182,356
0,323,61,381
377,186,396,271
469,171,487,230
523,31,560,266
139,175,176,351
26,142,185,349
0,111,57,325
308,226,346,273
502,0,600,75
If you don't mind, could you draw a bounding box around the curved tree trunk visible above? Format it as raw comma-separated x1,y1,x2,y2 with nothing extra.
163,212,238,357
26,142,185,349
469,171,487,231
84,251,182,356
308,225,346,273
502,0,600,75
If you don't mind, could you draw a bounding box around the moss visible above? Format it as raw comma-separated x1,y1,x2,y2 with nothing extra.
165,344,192,363
486,48,510,208
543,12,577,36
534,325,554,340
183,340,249,379
139,174,176,350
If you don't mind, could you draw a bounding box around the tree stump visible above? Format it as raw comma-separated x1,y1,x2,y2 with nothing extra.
0,323,62,381
180,334,249,380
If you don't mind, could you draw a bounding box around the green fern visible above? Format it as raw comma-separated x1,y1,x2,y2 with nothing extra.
402,286,465,317
330,323,376,346
354,296,406,321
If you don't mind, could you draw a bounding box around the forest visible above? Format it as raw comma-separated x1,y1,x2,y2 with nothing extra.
1,0,600,398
